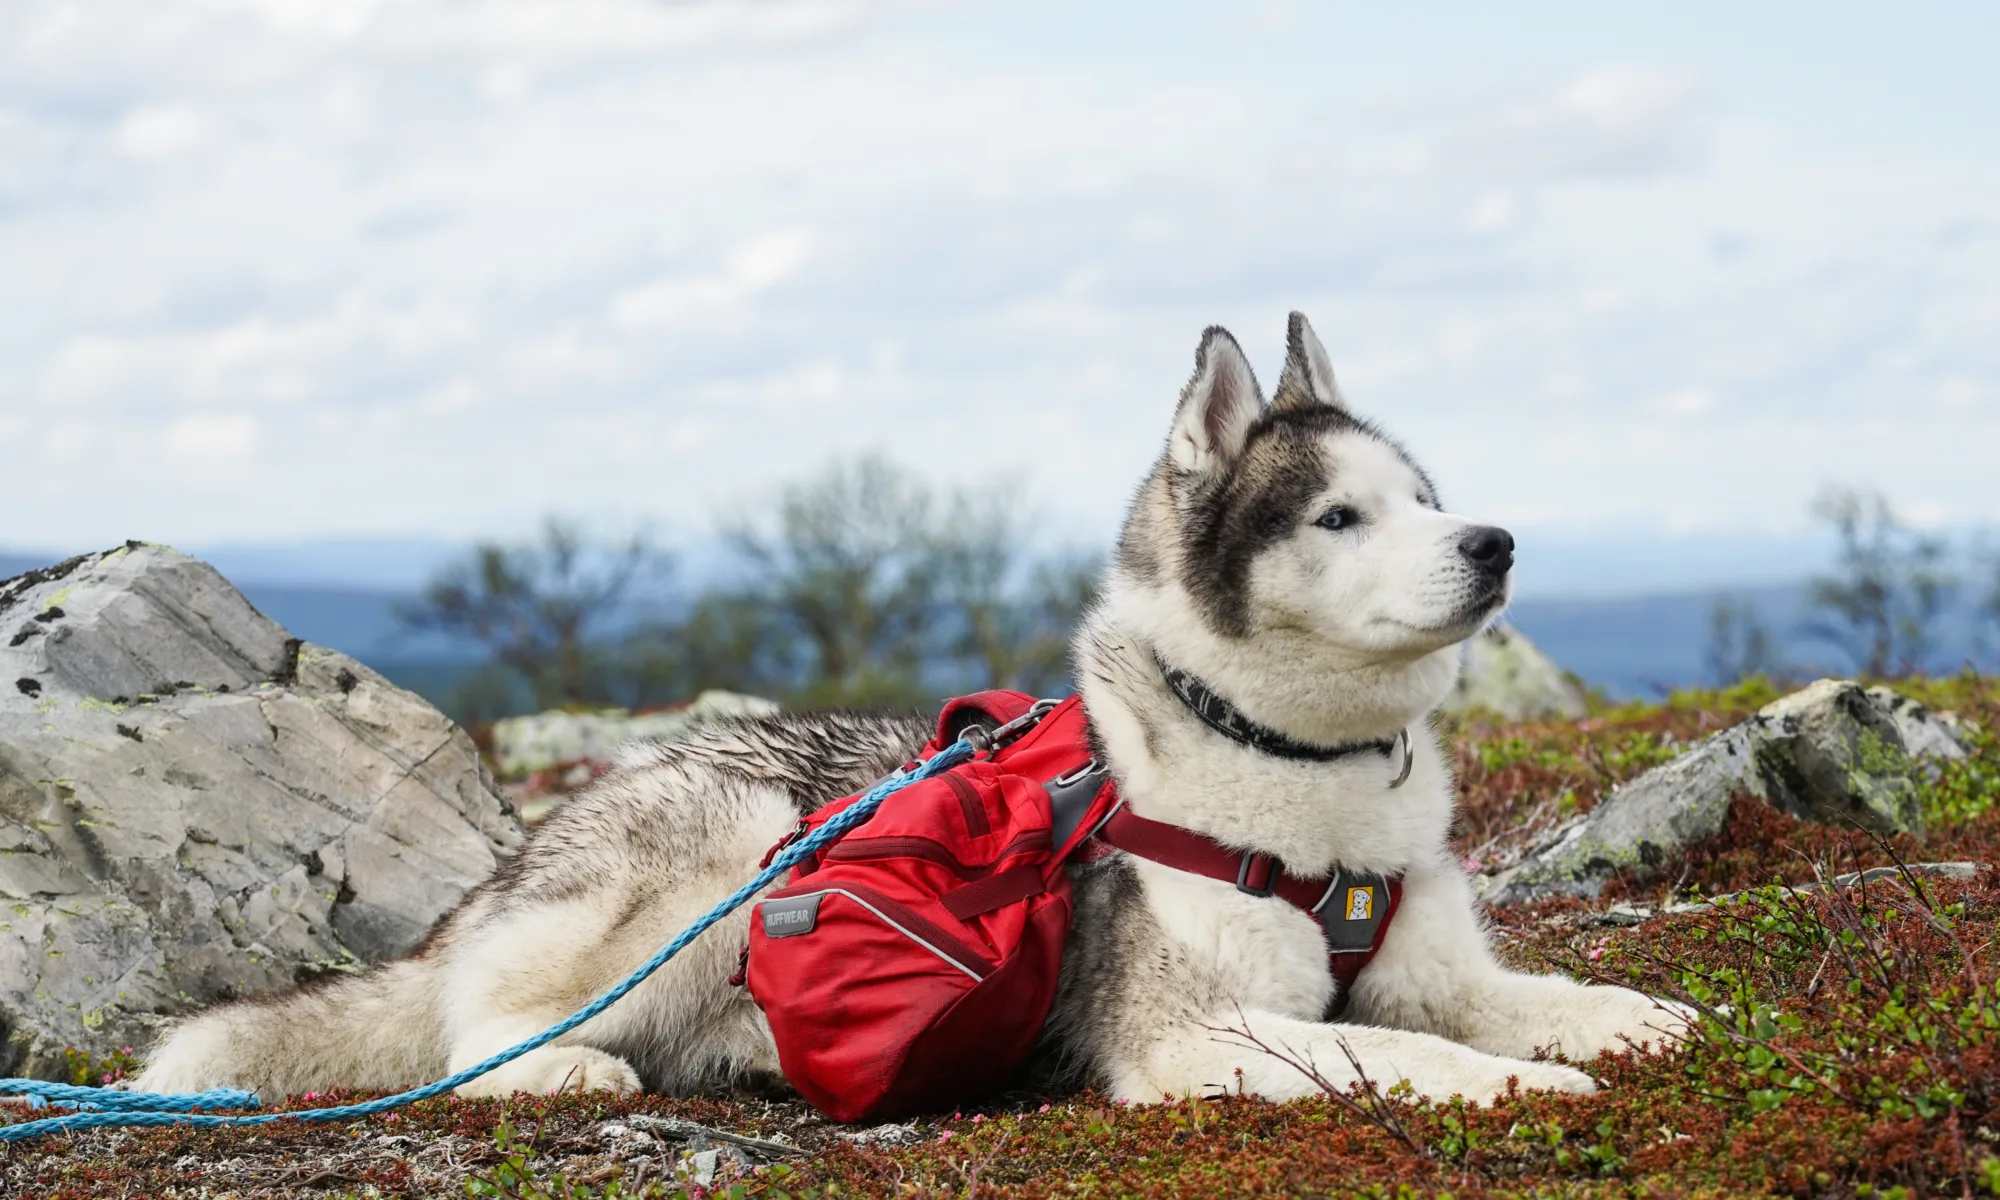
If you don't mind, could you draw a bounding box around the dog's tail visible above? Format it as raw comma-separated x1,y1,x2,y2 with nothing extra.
132,954,448,1100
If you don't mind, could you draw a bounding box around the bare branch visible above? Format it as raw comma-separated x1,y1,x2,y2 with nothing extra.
1200,1005,1427,1159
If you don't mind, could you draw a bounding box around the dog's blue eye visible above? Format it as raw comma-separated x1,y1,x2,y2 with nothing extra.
1316,507,1356,531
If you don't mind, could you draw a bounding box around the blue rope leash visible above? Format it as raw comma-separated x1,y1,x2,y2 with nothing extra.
0,1081,256,1112
0,739,972,1143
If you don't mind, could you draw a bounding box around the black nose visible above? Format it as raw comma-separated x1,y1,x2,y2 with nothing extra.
1458,526,1514,574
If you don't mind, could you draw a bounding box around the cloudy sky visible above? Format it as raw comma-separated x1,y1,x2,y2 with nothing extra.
4,1,1996,593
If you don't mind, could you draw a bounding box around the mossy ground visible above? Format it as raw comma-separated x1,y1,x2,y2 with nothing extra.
7,676,2000,1198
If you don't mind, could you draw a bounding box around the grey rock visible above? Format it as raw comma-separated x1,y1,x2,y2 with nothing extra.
623,1113,797,1158
837,1122,923,1147
628,1114,765,1188
1666,861,1984,915
489,690,780,779
1866,685,1968,763
1834,859,1980,885
1443,623,1587,722
681,1148,724,1187
0,544,520,1077
1592,903,1655,928
1756,679,1929,830
1483,679,1962,905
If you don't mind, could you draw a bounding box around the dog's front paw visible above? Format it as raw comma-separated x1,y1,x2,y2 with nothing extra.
1399,1047,1598,1105
455,1046,642,1098
1547,988,1694,1059
1508,1059,1599,1098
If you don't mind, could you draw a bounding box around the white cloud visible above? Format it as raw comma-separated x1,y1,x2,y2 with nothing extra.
112,104,205,158
1935,377,1988,413
1462,66,1710,182
0,3,1995,561
224,0,388,39
1658,388,1720,417
610,229,813,328
403,0,885,56
166,413,259,464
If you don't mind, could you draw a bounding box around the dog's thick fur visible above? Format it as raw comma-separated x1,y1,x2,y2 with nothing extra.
137,315,1685,1107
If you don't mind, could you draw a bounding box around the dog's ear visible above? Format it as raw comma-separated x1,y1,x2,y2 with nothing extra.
1272,311,1346,412
1169,326,1264,474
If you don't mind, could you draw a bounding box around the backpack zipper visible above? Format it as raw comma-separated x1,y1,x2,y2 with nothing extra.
821,830,1051,879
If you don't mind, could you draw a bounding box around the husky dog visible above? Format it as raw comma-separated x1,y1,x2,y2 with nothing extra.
137,315,1686,1107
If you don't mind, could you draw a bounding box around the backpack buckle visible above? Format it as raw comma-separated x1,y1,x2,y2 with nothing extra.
963,698,1060,755
1045,758,1108,852
1236,853,1279,897
758,818,812,869
1048,758,1101,788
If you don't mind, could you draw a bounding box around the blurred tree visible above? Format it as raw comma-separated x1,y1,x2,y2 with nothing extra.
1704,595,1781,685
397,519,669,710
621,593,784,705
442,662,537,732
937,513,1098,697
1978,542,2000,666
700,455,1099,706
404,458,1102,718
714,454,947,707
1801,487,1956,677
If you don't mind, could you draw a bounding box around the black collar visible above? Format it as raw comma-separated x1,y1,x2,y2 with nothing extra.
1155,653,1411,781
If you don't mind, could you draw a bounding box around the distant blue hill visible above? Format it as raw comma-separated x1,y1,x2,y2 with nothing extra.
1510,584,1992,698
5,551,1991,719
1512,585,1799,698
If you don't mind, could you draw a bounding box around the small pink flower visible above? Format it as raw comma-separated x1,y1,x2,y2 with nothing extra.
971,1113,985,1123
302,1093,321,1101
1587,947,1604,960
938,1130,955,1141
1038,1104,1051,1113
1461,855,1481,872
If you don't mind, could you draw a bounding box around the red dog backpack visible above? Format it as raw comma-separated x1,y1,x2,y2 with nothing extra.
742,689,1405,1123
743,691,1113,1122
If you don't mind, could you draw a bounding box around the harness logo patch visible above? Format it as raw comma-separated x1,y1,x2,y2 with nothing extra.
761,894,823,938
1343,887,1374,922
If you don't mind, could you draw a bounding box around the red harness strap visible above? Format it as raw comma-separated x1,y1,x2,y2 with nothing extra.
1091,804,1403,998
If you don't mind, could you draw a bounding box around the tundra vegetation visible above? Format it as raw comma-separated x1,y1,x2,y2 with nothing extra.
6,673,1999,1198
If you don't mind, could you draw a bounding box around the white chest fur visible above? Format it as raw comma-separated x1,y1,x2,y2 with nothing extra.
1131,859,1337,1019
